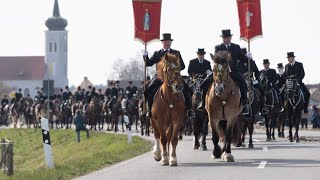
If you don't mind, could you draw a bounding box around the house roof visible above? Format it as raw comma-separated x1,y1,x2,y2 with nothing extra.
0,56,46,81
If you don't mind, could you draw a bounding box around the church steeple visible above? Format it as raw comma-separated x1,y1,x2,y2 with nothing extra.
45,0,68,31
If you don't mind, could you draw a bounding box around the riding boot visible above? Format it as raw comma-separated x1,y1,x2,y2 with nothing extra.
146,93,153,118
241,90,249,115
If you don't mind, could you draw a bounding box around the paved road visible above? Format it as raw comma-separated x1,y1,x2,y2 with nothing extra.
75,129,320,180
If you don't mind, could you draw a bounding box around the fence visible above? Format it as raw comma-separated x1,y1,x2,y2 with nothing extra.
0,139,13,176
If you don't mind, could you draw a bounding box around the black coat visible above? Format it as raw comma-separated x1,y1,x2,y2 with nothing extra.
111,87,119,98
238,60,260,80
260,69,278,86
285,61,305,84
215,43,248,72
125,86,138,99
145,49,185,70
1,98,9,106
187,58,212,78
104,88,111,98
276,74,286,89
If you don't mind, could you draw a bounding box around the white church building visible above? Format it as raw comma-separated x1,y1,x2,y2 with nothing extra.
0,0,68,98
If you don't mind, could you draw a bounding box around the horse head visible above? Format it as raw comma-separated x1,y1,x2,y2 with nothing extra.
259,71,271,91
210,51,231,96
157,52,184,94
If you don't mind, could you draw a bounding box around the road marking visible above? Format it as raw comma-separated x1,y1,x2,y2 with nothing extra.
263,147,268,151
253,139,261,142
257,161,267,169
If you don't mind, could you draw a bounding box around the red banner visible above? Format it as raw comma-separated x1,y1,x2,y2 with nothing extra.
237,0,263,42
132,0,162,44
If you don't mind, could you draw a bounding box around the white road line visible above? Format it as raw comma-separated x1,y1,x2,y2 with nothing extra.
253,139,261,142
263,147,268,151
257,161,267,169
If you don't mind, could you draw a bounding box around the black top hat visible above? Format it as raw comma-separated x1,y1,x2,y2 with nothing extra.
98,89,102,92
18,88,22,91
60,89,63,91
241,48,247,54
197,48,206,55
128,81,133,84
146,76,151,80
109,81,113,85
65,86,69,89
78,86,81,90
88,86,92,89
263,59,270,64
287,52,295,58
115,81,120,84
277,63,284,68
221,29,233,37
161,33,174,41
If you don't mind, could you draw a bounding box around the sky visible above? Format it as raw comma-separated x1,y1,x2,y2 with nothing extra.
0,0,319,86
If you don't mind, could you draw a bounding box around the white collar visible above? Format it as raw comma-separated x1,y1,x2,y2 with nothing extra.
224,43,231,48
163,48,171,52
291,61,296,66
198,58,204,62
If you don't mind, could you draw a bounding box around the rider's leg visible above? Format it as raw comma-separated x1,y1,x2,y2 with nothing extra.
183,80,195,118
300,83,310,113
198,77,213,110
230,71,249,115
145,77,162,117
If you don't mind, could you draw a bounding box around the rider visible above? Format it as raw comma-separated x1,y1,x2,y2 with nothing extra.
276,63,286,110
15,88,23,102
187,48,212,110
98,89,105,101
61,86,72,110
57,89,63,100
260,59,284,112
108,82,120,110
215,29,252,115
1,94,9,114
284,52,310,113
104,82,113,100
143,33,194,118
74,86,83,102
126,81,138,100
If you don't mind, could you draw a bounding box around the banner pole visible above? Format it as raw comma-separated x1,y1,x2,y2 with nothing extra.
143,43,147,114
247,40,252,116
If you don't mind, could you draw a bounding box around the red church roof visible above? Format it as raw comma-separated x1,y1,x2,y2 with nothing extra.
0,56,46,81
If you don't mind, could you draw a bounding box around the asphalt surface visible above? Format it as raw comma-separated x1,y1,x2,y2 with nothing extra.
75,128,320,180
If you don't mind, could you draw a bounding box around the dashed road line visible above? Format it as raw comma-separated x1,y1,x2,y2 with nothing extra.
257,161,267,169
263,147,268,151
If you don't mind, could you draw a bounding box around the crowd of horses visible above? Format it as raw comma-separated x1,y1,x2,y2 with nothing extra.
0,51,305,167
0,90,156,136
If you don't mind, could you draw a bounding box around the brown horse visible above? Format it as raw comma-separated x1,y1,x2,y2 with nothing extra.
152,53,185,166
206,51,241,162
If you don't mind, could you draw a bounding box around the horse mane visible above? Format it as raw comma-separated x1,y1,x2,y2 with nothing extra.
210,51,231,65
157,53,181,81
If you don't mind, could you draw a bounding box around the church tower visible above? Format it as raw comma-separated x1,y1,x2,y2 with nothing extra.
45,0,68,89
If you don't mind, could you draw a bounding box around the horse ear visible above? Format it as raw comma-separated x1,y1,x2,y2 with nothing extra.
226,53,232,62
210,53,215,61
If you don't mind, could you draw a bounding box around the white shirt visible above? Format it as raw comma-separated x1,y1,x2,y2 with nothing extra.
198,58,204,63
291,61,296,66
162,48,171,52
224,44,231,49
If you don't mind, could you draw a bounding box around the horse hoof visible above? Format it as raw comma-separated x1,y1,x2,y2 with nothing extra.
212,147,222,159
161,158,169,166
241,144,246,148
200,146,207,151
154,156,161,162
266,138,271,141
248,144,254,149
193,145,200,150
290,139,293,142
234,143,242,147
169,157,177,166
296,139,300,143
272,137,276,140
223,153,235,162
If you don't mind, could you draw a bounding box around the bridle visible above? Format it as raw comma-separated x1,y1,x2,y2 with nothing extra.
163,60,182,89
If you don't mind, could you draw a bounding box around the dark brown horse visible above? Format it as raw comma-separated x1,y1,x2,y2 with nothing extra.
206,51,241,162
111,97,123,132
152,53,185,166
139,97,151,136
284,76,304,142
191,74,208,151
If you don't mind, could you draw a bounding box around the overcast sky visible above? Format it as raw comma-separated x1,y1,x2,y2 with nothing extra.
0,0,319,86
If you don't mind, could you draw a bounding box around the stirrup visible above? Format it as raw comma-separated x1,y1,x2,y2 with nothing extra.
242,106,249,115
187,110,195,118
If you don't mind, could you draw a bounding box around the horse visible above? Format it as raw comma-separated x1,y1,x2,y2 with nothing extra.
86,98,100,130
259,71,281,141
191,74,209,151
34,100,54,125
60,99,73,129
110,97,123,132
102,100,112,131
284,76,304,142
10,97,28,128
139,97,151,136
206,51,241,162
236,73,260,148
127,95,140,132
151,52,185,166
24,98,35,128
0,104,10,126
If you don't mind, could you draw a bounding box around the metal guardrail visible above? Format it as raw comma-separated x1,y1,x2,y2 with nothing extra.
0,139,13,176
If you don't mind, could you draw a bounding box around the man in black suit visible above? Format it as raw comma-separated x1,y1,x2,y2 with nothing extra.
276,63,286,111
238,48,260,81
1,94,9,114
215,29,252,115
188,48,212,109
143,33,193,118
260,59,283,112
125,81,138,100
284,52,310,113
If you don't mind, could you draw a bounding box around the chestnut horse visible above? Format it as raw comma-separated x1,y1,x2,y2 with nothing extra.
152,53,185,166
206,51,241,162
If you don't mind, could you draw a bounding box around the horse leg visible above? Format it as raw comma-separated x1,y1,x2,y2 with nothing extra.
271,115,276,140
222,123,235,162
193,113,200,150
211,123,222,159
160,133,169,166
169,122,182,166
265,116,271,141
288,114,293,142
248,119,254,148
152,119,161,161
200,115,208,151
295,112,301,143
281,118,285,138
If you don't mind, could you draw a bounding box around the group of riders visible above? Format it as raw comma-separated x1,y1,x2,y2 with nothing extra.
0,29,310,133
143,29,310,120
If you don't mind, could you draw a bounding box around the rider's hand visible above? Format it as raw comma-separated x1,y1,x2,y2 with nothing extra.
206,70,212,76
246,52,252,60
143,50,148,56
